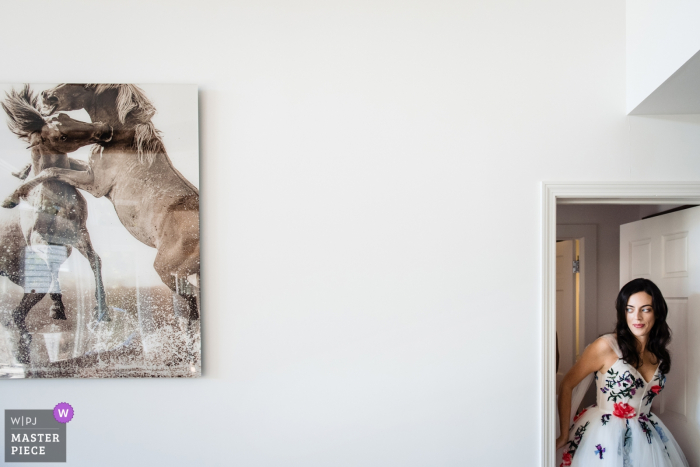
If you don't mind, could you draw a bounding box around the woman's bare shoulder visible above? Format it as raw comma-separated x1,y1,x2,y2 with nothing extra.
561,336,618,387
582,336,618,362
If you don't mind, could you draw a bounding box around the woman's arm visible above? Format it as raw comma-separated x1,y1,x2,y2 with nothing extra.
556,337,615,449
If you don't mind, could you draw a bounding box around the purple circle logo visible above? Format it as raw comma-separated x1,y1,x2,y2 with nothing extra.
53,402,74,423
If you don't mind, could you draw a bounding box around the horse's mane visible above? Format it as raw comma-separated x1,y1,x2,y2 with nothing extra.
87,84,166,166
2,85,44,141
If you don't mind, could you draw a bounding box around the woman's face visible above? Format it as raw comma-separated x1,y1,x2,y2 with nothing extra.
626,291,655,339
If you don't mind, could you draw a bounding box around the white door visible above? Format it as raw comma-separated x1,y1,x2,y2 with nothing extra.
620,206,699,467
556,240,576,391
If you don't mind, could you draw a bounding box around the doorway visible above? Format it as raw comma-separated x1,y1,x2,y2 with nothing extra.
555,204,686,411
541,182,700,467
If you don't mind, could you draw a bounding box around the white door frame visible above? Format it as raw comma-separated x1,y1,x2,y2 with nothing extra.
541,182,700,467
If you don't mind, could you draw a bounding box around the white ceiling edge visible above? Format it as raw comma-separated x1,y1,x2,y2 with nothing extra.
628,48,700,115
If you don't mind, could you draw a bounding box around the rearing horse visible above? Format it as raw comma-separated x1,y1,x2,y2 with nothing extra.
0,85,113,363
5,84,201,332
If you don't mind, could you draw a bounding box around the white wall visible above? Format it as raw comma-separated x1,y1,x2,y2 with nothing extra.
627,0,700,113
1,1,700,466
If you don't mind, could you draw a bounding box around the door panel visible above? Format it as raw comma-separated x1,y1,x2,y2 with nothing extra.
663,232,688,278
556,240,575,390
620,205,700,466
663,298,687,420
629,238,651,278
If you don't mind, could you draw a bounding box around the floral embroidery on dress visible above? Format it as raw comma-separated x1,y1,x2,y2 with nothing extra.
601,414,611,426
638,413,653,444
604,366,645,402
594,444,605,459
613,402,636,419
643,385,662,406
573,408,588,422
622,420,632,467
643,372,666,406
562,421,590,465
647,414,669,443
656,373,666,390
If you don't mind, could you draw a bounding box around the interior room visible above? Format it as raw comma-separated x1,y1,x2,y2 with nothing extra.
554,202,700,465
556,204,688,397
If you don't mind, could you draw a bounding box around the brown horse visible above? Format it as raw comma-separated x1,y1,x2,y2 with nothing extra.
0,85,113,363
5,84,200,352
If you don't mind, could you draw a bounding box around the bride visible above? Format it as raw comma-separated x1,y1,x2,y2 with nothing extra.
556,278,688,466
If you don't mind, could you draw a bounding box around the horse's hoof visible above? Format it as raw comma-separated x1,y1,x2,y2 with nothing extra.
2,197,19,209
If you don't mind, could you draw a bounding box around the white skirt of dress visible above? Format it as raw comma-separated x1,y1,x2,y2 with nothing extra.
557,406,688,467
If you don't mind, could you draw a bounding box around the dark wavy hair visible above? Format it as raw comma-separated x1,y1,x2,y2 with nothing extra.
615,278,671,375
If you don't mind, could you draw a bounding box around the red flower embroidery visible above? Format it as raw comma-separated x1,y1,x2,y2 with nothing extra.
651,385,662,395
613,402,636,419
573,408,587,422
561,452,572,466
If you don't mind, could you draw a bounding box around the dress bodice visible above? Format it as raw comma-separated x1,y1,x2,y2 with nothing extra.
593,334,666,420
559,334,686,467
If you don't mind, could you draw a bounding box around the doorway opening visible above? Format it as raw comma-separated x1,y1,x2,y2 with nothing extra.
541,182,700,467
555,204,691,411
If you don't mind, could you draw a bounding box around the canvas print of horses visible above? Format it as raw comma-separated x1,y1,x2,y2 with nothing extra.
0,84,200,378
